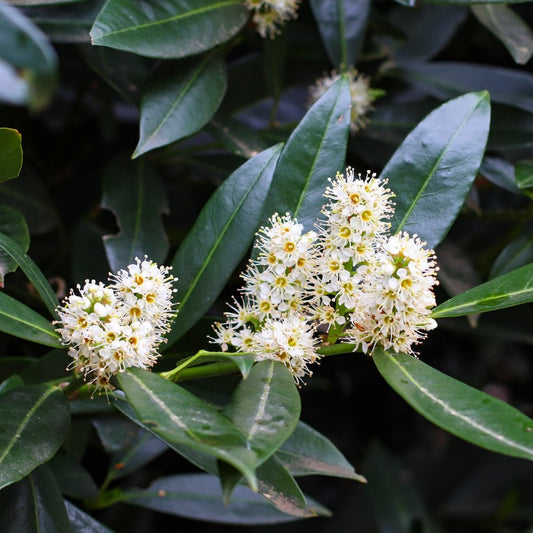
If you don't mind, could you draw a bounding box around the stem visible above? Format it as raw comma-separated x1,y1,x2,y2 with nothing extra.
171,362,239,382
318,343,358,357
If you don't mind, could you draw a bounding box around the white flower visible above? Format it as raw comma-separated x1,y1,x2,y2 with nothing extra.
244,0,301,38
56,258,177,393
309,68,380,133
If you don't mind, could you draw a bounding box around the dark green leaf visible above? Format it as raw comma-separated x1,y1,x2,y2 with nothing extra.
480,156,521,194
262,76,351,232
381,91,490,248
90,0,248,59
92,414,140,453
117,368,258,490
0,384,70,490
0,206,29,285
0,464,70,533
365,441,435,533
101,155,169,272
167,144,282,345
0,374,24,395
490,229,533,279
0,231,59,316
11,0,88,5
373,348,533,461
471,5,533,65
0,290,61,347
516,159,533,189
20,349,69,384
222,361,300,466
49,453,99,499
414,0,531,5
133,55,227,157
277,420,366,481
433,262,533,317
310,0,371,67
120,473,317,524
392,62,533,113
0,2,57,110
64,500,115,533
0,128,22,182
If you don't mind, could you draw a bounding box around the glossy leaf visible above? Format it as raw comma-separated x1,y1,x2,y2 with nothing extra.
393,62,533,113
0,384,70,490
480,156,521,194
10,0,87,5
20,349,69,384
0,207,29,285
117,368,258,490
261,76,351,232
0,128,22,182
381,91,490,248
0,464,70,533
168,144,282,345
374,348,533,461
64,500,115,533
222,361,300,466
90,0,248,59
0,290,61,347
49,453,99,499
471,5,533,65
490,230,533,279
0,2,57,111
516,159,533,189
0,374,23,395
277,420,366,481
101,155,169,272
121,473,323,524
92,414,140,453
433,262,533,318
0,231,58,316
309,0,371,67
133,55,227,157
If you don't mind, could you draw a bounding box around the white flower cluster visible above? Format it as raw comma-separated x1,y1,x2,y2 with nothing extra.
244,0,301,39
309,67,382,133
56,257,176,392
212,168,439,382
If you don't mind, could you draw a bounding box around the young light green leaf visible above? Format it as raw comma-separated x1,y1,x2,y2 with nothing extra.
0,291,61,347
0,384,70,490
373,348,533,461
101,155,169,272
117,368,258,490
168,144,282,346
0,231,59,316
133,55,227,157
261,76,351,232
120,473,315,524
277,420,366,482
0,3,57,111
0,206,29,285
309,0,371,67
0,128,22,182
222,360,301,466
381,91,490,248
432,262,533,318
0,464,70,533
471,5,533,65
90,0,248,59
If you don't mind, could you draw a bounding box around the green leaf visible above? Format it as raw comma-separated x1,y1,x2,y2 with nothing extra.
373,348,533,461
0,374,24,395
90,0,248,59
117,368,258,490
309,0,371,67
0,2,57,111
392,62,533,113
0,290,61,347
471,5,533,65
92,414,140,453
277,420,366,481
0,128,22,182
480,156,521,194
490,230,533,279
0,384,70,490
20,349,69,384
49,453,99,499
101,155,169,272
120,473,315,524
0,206,29,285
64,500,115,533
167,144,282,345
516,159,533,190
261,76,351,232
0,231,59,316
432,262,533,318
133,55,227,157
381,91,490,248
222,361,301,466
0,464,70,533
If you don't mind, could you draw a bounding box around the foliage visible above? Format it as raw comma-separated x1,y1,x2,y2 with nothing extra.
0,0,532,530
